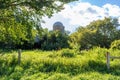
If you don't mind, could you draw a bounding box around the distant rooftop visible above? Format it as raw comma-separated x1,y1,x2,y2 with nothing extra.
53,21,65,32
53,22,64,27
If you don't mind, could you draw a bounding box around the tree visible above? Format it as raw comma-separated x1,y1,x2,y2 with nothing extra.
0,0,77,27
69,27,95,50
0,0,77,49
0,0,76,14
0,0,77,32
70,17,120,50
0,17,28,48
0,0,77,21
41,31,69,50
87,17,120,48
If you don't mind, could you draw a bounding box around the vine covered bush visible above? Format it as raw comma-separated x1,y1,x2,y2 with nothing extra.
111,40,120,49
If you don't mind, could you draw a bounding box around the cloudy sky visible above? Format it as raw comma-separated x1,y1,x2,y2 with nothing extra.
42,0,120,32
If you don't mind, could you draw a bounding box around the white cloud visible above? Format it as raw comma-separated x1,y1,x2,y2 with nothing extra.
103,4,120,17
42,14,76,32
42,2,120,32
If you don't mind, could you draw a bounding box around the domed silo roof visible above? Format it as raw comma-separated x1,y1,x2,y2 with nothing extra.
53,22,64,27
53,22,65,32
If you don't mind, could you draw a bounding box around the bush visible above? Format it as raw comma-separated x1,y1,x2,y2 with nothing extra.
9,72,22,80
41,31,69,50
111,40,120,49
47,73,70,80
60,49,75,57
48,52,58,58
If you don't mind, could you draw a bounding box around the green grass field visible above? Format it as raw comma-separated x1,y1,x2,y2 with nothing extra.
0,47,120,80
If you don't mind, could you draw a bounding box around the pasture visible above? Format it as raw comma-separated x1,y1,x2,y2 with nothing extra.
0,47,120,80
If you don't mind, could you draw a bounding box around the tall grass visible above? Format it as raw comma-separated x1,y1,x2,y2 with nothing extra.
0,47,120,80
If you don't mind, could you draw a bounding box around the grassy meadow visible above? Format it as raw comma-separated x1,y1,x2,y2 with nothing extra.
0,47,120,80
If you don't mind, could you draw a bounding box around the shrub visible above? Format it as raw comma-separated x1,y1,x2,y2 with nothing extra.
48,51,58,58
47,73,70,80
111,40,120,49
60,49,75,57
9,71,22,80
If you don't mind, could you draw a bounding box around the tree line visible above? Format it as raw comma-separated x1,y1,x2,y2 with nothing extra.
0,0,120,50
70,17,120,50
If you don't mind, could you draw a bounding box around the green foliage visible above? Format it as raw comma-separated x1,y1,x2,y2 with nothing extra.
72,72,120,80
70,17,120,50
0,0,77,17
60,49,75,57
0,0,76,49
111,40,120,49
0,16,36,49
0,48,120,80
0,8,37,49
41,31,69,50
47,73,70,80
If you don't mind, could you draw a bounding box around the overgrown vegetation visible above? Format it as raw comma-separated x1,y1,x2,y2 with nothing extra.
0,1,120,80
0,48,120,80
111,40,120,49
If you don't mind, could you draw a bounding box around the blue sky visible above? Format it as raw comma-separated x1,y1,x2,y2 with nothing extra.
81,0,120,7
42,0,120,32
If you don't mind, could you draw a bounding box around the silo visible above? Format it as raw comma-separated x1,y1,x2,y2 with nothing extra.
53,22,65,33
